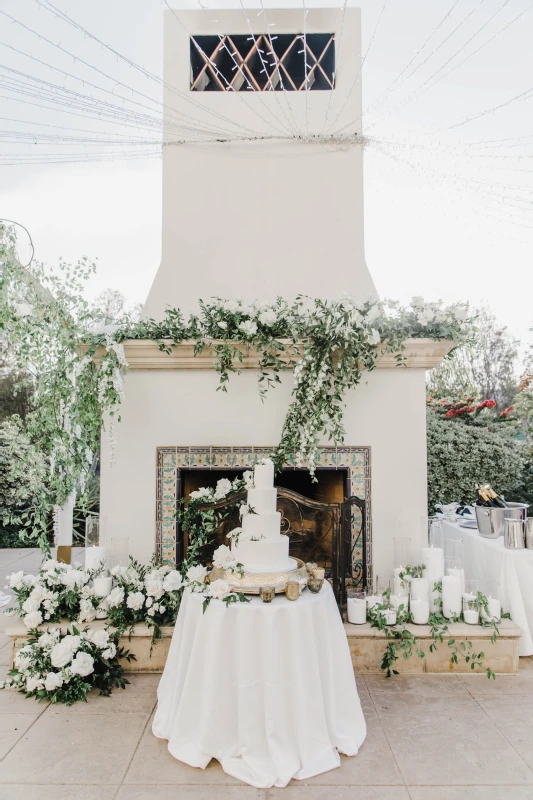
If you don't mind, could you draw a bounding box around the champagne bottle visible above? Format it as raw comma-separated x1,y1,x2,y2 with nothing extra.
484,485,510,509
476,486,495,507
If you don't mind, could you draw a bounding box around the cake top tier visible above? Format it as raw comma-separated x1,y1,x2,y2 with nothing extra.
253,459,274,490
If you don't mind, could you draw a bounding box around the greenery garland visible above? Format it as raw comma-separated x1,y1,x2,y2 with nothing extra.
1,224,472,545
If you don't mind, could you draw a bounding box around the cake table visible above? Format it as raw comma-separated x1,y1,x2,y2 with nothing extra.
152,580,367,788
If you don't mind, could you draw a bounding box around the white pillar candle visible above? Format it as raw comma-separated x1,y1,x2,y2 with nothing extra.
393,568,409,597
411,598,430,624
366,595,383,610
347,597,367,624
84,546,109,572
448,567,465,595
464,608,479,625
481,597,501,623
382,609,397,626
421,547,444,576
442,575,462,619
390,594,409,614
93,576,113,597
409,577,429,601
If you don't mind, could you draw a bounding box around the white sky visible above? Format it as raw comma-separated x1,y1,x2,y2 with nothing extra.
0,0,532,350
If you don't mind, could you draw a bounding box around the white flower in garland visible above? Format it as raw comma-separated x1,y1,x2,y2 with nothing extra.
189,486,213,502
214,478,232,500
70,651,94,677
218,320,228,330
8,571,24,590
44,671,63,691
107,586,125,608
208,579,232,601
367,329,381,345
85,629,109,649
258,309,277,327
23,610,43,629
126,591,145,611
101,644,117,660
243,471,254,489
238,319,258,337
145,576,164,599
212,544,237,571
162,570,183,592
186,564,207,584
50,640,75,669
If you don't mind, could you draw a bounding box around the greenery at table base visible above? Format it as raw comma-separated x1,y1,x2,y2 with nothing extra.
368,585,510,680
1,625,135,705
0,223,472,547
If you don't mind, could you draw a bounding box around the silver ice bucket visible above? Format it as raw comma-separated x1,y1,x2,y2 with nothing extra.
475,502,529,539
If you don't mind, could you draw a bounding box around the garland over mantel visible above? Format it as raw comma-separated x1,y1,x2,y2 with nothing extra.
0,224,472,544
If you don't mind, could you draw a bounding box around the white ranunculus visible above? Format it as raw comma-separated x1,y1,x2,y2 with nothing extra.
208,579,231,601
214,478,232,499
23,610,43,629
101,644,116,660
258,309,277,327
107,587,125,608
212,544,237,570
50,640,75,669
8,571,24,590
25,676,44,693
186,565,207,584
162,570,183,592
238,319,257,336
44,671,63,692
60,570,86,591
70,651,94,677
14,652,31,671
145,577,164,599
87,629,109,649
126,591,145,611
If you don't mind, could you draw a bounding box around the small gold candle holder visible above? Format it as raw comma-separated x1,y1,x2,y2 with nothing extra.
285,581,300,601
260,586,275,603
313,567,325,580
308,577,324,594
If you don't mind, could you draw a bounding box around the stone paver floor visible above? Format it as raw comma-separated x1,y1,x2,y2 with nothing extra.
1,549,533,799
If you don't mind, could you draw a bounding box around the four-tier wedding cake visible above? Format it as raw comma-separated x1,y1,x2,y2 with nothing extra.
231,460,294,574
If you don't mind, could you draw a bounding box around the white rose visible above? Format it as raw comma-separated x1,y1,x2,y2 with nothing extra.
107,587,125,608
25,676,44,693
239,504,250,517
22,574,38,588
367,329,381,345
41,559,61,571
145,596,153,608
147,607,155,617
101,644,116,660
126,591,145,611
70,651,94,677
189,487,213,502
23,611,43,629
8,571,25,590
208,579,232,601
238,320,258,336
50,640,75,669
145,578,164,599
22,596,40,614
86,629,109,649
186,565,207,584
258,309,277,326
38,630,60,649
218,320,228,329
162,570,183,592
212,545,237,570
62,635,81,653
61,570,85,591
44,672,63,692
159,605,166,614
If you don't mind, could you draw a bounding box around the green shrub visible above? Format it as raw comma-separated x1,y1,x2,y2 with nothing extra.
427,411,527,511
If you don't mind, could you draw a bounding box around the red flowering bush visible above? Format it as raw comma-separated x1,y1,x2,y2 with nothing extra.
427,397,511,425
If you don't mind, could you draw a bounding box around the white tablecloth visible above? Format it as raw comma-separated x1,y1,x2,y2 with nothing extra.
152,581,367,788
443,520,533,656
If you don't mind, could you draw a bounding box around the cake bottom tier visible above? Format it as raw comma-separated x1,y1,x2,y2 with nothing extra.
232,536,291,574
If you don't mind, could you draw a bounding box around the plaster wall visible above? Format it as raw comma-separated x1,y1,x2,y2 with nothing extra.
99,366,428,582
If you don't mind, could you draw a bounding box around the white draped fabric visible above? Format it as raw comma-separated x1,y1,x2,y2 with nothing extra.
443,520,533,656
152,581,367,788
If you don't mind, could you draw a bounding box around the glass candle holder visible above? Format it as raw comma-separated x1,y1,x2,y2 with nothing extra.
464,600,480,625
463,579,479,610
428,518,443,549
307,577,323,594
111,537,129,569
393,537,412,569
85,514,103,548
260,586,275,603
285,581,300,601
480,581,501,622
347,590,366,624
444,538,463,566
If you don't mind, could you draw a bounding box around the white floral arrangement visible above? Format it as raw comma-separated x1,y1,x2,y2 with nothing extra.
6,559,102,628
1,625,134,705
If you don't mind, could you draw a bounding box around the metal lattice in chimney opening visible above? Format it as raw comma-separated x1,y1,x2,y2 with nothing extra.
190,33,335,92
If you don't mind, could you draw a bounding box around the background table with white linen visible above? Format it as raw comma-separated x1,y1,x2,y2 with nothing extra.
443,519,533,656
152,580,367,789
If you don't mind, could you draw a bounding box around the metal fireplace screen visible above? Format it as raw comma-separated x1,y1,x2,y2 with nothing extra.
190,33,335,92
183,487,365,604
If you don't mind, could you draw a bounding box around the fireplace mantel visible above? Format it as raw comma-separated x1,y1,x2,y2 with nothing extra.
80,338,454,370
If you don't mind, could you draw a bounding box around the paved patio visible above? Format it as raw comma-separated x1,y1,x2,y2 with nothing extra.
1,549,533,799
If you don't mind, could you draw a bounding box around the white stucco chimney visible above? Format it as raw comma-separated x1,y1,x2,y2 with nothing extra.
143,2,377,319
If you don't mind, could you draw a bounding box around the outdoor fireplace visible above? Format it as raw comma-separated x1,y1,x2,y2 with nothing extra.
156,445,371,601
